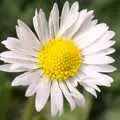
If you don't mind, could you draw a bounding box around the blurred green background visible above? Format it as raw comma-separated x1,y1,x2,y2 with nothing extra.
0,0,120,120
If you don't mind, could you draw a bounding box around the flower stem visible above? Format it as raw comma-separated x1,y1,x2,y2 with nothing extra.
22,97,34,120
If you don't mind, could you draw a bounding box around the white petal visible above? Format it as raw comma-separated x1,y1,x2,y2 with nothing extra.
83,86,97,97
75,72,86,83
93,48,116,56
51,81,63,116
73,19,98,40
59,81,76,111
66,10,94,39
33,9,49,42
84,54,115,64
25,82,38,97
81,64,116,73
0,51,38,69
1,37,36,57
66,81,85,106
58,2,79,37
49,3,59,38
69,78,78,87
83,43,116,57
79,76,101,92
74,23,109,49
33,10,42,43
0,51,36,62
79,79,101,97
60,1,70,27
0,57,38,69
70,1,79,13
25,71,41,96
12,72,33,86
82,31,115,55
38,9,49,41
10,63,28,71
75,18,97,37
1,37,20,51
72,10,93,38
35,78,50,112
82,70,113,86
87,84,101,92
0,64,29,72
17,20,40,50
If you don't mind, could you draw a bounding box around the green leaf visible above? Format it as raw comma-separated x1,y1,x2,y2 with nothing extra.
0,72,11,120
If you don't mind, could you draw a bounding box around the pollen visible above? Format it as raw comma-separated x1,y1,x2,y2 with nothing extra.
36,37,82,81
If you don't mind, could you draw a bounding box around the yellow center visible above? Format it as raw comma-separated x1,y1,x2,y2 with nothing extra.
36,37,82,81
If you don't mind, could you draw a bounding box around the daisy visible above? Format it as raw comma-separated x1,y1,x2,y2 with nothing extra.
0,1,116,116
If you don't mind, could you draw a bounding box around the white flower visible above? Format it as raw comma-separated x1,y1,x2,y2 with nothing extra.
0,1,116,116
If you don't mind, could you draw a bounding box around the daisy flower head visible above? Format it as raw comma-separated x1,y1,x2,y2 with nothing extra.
0,1,116,116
